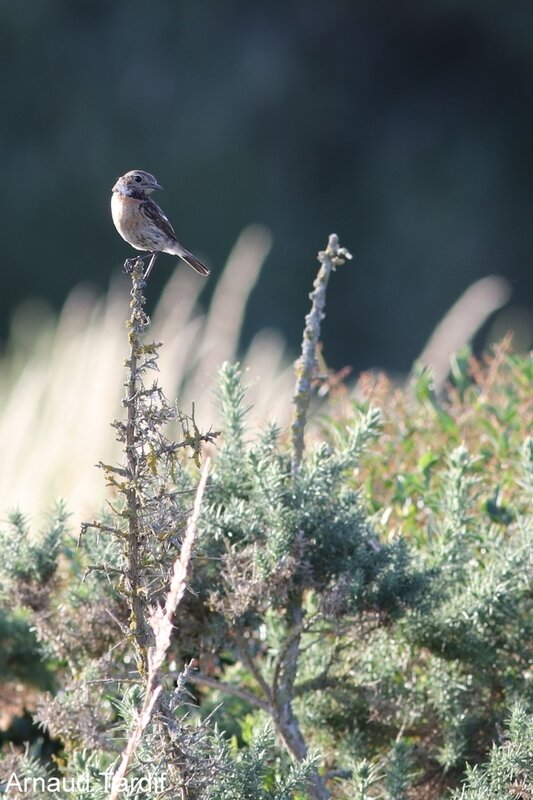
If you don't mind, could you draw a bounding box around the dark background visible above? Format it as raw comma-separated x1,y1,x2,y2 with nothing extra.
1,0,532,373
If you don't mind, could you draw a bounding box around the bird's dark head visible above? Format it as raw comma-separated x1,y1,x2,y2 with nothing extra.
112,170,163,196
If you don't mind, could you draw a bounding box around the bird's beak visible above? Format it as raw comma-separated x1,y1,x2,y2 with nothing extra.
153,182,164,191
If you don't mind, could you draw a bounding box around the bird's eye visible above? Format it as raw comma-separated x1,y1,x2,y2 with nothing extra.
135,175,142,183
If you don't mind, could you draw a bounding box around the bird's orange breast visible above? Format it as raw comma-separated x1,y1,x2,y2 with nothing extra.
111,193,148,249
111,193,140,233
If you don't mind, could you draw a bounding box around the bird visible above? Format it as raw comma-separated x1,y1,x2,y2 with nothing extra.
111,169,210,280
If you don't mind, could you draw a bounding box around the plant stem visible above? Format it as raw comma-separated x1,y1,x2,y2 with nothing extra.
273,596,331,800
290,233,352,477
124,257,151,673
186,672,270,712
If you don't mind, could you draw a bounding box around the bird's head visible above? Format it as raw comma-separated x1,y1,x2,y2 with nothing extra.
112,170,163,196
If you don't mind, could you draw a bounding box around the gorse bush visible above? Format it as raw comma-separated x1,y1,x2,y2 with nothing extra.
0,237,531,799
449,704,532,800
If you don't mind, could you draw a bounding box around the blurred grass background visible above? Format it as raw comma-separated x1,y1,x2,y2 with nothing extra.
1,0,532,520
2,1,533,366
0,227,297,521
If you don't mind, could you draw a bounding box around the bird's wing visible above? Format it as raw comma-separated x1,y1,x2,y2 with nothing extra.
141,197,177,240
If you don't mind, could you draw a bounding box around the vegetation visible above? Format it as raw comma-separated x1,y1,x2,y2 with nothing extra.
0,236,531,799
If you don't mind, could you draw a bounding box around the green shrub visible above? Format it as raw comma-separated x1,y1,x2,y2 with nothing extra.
0,240,530,800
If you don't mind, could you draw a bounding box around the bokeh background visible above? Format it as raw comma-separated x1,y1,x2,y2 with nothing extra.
2,0,533,371
1,0,533,520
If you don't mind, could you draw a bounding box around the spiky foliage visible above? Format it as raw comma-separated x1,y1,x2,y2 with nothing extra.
451,704,533,800
0,243,531,800
80,260,216,675
195,363,426,623
210,723,318,800
308,341,532,797
171,361,429,800
0,503,71,702
171,346,530,799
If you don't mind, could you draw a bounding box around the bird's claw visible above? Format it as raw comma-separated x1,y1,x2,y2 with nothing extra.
123,257,136,274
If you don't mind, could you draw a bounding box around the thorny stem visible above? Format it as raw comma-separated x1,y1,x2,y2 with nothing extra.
290,234,352,478
125,257,152,673
78,255,219,799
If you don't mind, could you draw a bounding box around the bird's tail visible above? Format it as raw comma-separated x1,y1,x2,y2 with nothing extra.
174,245,210,276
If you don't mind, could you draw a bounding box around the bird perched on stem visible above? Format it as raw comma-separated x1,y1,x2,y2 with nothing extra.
111,169,210,280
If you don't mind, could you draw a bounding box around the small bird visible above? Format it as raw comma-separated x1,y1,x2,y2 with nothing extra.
111,169,210,279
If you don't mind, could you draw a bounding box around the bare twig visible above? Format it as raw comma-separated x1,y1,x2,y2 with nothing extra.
290,234,352,477
148,459,210,672
187,672,270,712
234,631,273,704
107,688,162,800
82,564,125,580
